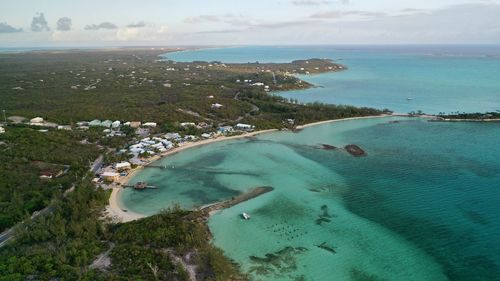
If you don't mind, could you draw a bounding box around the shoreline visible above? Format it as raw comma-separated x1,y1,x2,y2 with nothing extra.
107,129,278,222
106,114,411,223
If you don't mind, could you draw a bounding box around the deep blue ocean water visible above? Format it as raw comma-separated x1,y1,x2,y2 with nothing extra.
166,45,500,114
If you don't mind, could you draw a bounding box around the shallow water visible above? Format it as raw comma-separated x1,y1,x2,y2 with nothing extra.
121,117,500,280
165,45,500,114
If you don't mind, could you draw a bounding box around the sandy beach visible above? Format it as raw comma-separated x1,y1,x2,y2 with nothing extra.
295,114,390,129
106,115,410,223
106,129,278,222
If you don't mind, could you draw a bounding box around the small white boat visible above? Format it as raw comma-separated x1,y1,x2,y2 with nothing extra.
407,97,413,101
241,212,251,220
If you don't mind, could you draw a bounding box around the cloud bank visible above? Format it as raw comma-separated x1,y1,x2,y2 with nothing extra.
84,22,118,30
31,13,50,32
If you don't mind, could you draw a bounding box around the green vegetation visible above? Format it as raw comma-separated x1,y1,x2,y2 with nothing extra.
0,49,382,129
0,48,386,280
437,111,500,120
0,125,101,231
0,181,245,280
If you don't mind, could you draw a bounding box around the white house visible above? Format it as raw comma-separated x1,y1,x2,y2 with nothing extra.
201,133,212,139
165,132,181,140
218,126,234,134
112,120,121,128
211,103,223,109
0,127,5,134
101,120,113,128
30,117,44,124
143,122,157,128
89,119,101,126
101,172,120,182
252,82,265,86
114,162,132,171
235,123,255,131
180,122,196,127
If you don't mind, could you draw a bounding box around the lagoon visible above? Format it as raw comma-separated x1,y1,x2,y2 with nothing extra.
120,117,500,280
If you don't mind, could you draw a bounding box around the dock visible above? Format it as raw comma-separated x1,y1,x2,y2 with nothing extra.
122,182,157,190
198,186,274,216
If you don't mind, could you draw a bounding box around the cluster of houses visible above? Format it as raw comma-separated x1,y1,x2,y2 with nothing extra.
75,120,157,137
128,136,175,155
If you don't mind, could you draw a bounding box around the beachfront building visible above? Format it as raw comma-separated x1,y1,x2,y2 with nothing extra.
201,133,212,139
165,132,181,141
114,162,132,171
235,123,255,131
218,126,234,134
101,172,120,182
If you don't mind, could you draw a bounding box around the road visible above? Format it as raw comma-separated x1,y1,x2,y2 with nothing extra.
0,154,103,248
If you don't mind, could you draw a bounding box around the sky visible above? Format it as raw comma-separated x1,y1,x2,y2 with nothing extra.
1,0,500,46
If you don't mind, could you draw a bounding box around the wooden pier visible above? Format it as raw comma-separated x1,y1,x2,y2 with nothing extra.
122,182,157,190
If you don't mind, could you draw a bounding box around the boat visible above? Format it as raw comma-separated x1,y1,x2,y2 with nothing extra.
407,97,413,101
241,212,251,220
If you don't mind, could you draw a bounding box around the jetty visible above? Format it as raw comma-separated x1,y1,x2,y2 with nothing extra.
198,186,274,216
320,144,337,150
122,182,157,190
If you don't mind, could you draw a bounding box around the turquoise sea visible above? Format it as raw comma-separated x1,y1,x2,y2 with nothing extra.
166,45,500,114
120,46,500,280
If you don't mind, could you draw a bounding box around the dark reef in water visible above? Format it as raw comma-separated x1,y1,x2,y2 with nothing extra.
316,205,335,225
315,242,336,254
249,246,308,278
320,144,337,150
344,144,366,157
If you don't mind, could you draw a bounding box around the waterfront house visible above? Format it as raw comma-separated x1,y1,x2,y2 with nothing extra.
218,126,234,134
235,123,255,131
101,172,120,182
114,162,132,171
201,133,212,139
165,132,181,140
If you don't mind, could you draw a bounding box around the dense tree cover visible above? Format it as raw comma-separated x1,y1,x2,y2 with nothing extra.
0,49,369,130
0,183,246,281
437,111,500,120
105,208,246,281
0,182,110,281
0,126,101,231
